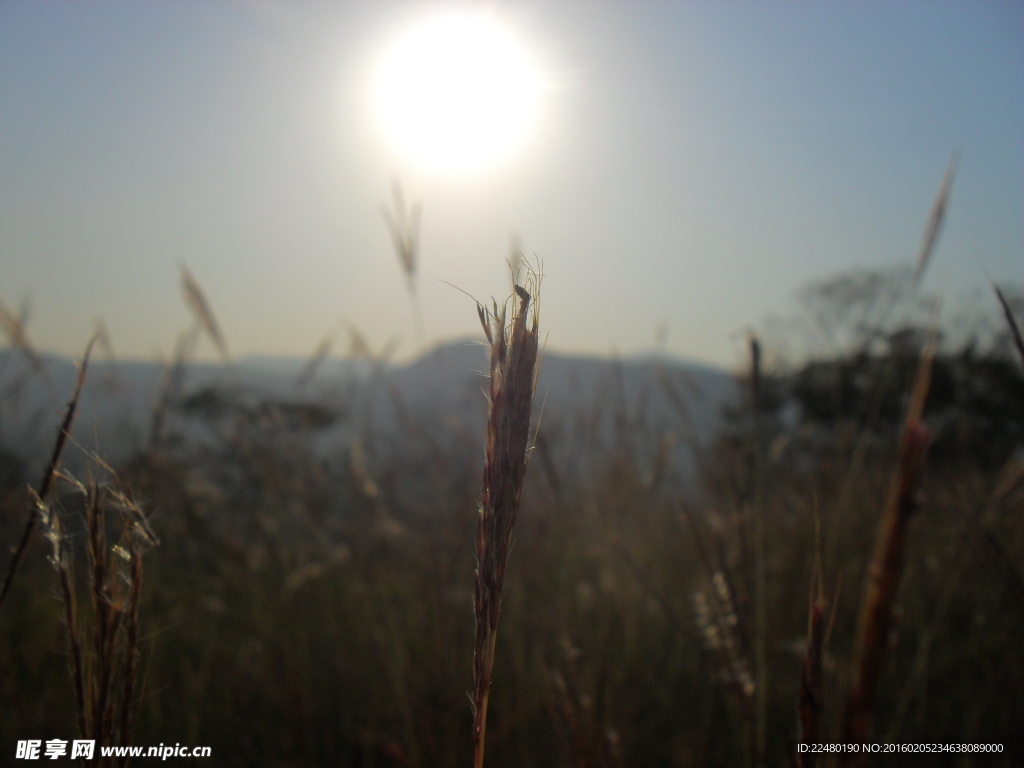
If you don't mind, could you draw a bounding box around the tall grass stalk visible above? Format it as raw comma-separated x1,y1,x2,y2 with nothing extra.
841,334,936,755
472,275,541,768
823,152,955,571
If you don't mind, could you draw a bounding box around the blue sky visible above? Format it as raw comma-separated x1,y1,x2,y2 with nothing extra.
0,1,1021,367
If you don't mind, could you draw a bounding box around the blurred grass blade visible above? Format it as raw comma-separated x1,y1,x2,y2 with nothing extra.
994,284,1024,368
381,179,420,292
296,332,334,389
0,295,47,376
912,150,958,286
0,333,97,608
180,263,230,362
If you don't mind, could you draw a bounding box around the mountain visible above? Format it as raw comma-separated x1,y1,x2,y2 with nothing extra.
0,341,739,480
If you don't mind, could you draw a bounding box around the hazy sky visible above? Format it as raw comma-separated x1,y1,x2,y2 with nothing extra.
1,1,1021,367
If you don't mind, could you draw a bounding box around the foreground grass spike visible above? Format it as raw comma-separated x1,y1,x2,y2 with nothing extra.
841,335,935,756
472,273,541,768
0,334,96,609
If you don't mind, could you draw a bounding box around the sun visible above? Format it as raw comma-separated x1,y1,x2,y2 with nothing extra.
373,12,543,175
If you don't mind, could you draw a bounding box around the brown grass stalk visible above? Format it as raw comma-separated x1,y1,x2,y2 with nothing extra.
840,336,935,756
0,334,96,609
472,274,541,768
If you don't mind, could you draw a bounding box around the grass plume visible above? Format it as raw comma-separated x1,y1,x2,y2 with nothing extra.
472,272,542,768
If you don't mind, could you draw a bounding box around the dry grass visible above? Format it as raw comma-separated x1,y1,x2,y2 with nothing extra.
37,471,157,767
473,274,541,768
0,335,95,609
840,335,935,754
2,308,1020,765
2,157,1022,765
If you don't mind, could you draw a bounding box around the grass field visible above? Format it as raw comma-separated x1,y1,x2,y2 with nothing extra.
1,246,1022,767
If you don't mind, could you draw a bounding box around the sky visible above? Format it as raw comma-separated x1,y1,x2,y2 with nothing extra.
0,1,1021,368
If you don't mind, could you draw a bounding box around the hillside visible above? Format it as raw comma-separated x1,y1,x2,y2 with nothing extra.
0,341,737,479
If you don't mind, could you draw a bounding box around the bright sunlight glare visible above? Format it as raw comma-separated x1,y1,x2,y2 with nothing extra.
373,12,543,175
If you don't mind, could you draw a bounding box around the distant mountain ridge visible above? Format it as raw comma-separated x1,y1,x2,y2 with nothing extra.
0,341,738,478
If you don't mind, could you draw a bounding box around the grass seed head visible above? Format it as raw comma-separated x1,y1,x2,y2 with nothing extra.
472,267,541,768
